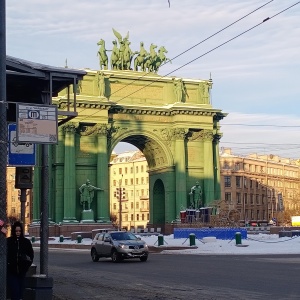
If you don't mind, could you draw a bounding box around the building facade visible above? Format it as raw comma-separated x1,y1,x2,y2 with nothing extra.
109,151,149,230
110,148,300,228
220,148,300,224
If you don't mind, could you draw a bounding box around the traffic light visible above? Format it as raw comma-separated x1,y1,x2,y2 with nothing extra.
15,167,33,189
116,187,126,200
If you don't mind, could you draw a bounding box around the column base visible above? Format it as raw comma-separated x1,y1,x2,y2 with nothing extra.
62,218,79,224
81,209,95,223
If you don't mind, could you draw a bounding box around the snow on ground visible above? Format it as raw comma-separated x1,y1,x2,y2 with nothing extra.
43,233,300,255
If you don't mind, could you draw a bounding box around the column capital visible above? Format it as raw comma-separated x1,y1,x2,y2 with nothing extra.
62,122,79,134
95,124,109,137
171,128,188,140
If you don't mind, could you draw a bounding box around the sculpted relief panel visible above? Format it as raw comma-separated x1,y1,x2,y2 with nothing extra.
111,83,163,100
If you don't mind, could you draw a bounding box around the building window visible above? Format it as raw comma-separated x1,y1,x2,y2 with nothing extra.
142,214,145,221
125,179,128,185
236,176,241,188
119,168,122,174
256,210,260,220
250,194,254,204
250,180,253,189
256,194,259,205
225,192,231,202
234,163,240,171
136,178,139,184
12,196,16,203
147,213,149,220
224,176,231,188
262,194,265,204
136,214,139,221
136,202,139,209
223,161,230,169
130,178,133,185
113,180,116,186
141,177,144,184
244,178,247,188
136,166,139,173
125,167,128,174
113,203,116,210
131,202,133,209
236,192,241,204
244,193,247,204
141,166,144,172
124,214,128,221
131,214,134,221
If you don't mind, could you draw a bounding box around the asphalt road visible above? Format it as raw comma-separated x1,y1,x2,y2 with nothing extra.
33,249,300,300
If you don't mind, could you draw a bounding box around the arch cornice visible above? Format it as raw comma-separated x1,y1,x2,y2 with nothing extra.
54,98,226,117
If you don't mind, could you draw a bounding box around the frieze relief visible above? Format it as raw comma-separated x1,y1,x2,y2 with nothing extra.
187,130,203,141
153,128,172,147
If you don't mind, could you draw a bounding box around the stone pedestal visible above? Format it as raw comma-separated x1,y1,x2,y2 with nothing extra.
81,209,95,223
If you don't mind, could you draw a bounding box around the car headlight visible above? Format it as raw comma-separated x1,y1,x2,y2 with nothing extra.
118,244,129,249
144,244,148,249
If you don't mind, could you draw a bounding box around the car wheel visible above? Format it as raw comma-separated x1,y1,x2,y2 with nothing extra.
91,248,99,262
111,250,121,263
140,255,148,262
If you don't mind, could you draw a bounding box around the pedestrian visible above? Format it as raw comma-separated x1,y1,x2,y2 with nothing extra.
7,221,34,300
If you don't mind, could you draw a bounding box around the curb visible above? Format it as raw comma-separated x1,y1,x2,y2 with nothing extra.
34,244,198,253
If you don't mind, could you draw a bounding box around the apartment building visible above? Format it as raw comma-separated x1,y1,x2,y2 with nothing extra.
110,148,300,228
220,148,300,224
6,167,32,232
109,151,149,230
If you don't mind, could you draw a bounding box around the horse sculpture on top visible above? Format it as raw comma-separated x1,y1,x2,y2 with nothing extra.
96,29,171,73
134,41,149,71
152,46,172,73
97,39,108,70
143,43,158,73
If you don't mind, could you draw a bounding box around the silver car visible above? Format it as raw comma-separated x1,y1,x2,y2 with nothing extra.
91,231,149,263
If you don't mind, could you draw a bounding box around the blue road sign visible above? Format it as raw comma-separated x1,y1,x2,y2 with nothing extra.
8,124,36,166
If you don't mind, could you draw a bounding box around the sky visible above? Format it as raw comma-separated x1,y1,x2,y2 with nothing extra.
45,233,300,255
6,0,300,158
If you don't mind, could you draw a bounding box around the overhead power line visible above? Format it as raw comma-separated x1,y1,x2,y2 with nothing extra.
114,1,300,103
77,1,300,124
221,124,300,128
110,0,274,97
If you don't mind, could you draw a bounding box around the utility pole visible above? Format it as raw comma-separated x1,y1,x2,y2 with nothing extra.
118,179,122,231
117,176,125,231
0,1,7,299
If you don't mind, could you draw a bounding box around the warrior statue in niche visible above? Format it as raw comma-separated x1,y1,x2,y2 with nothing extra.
79,179,103,210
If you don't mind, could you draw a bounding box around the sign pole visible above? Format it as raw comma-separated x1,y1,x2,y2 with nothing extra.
0,1,7,299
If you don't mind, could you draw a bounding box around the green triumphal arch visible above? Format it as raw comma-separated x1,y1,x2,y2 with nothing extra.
32,32,227,231
32,69,226,229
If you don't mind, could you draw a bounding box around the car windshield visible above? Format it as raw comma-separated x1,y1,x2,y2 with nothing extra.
110,232,138,241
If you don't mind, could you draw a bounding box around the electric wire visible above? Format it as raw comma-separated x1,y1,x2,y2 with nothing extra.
76,1,300,124
113,1,300,103
110,0,275,96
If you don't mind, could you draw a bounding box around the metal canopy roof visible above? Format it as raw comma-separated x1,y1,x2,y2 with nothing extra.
6,55,86,124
